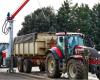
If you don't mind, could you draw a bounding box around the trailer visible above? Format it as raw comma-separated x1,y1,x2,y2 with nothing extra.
13,32,56,72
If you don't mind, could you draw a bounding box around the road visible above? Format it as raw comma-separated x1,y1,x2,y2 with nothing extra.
0,67,44,80
0,67,99,80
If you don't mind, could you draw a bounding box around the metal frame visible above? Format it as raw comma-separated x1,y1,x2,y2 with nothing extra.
2,0,30,73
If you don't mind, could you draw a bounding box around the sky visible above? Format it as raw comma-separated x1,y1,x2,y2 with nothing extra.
0,0,100,43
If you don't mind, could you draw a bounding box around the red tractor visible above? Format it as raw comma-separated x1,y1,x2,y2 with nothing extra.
46,32,100,79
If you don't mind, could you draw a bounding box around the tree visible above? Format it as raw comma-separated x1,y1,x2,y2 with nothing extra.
91,4,100,50
57,0,71,32
57,0,93,33
17,7,57,36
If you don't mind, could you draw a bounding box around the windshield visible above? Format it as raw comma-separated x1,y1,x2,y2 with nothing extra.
67,35,94,48
68,35,84,48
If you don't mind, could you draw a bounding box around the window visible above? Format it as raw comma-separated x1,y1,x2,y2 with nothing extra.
68,36,83,48
67,35,84,54
57,36,64,49
59,37,63,42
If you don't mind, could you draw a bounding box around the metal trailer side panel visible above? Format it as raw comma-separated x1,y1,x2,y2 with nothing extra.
36,33,57,50
24,43,29,54
19,43,23,54
15,44,19,54
14,32,57,56
29,42,34,55
34,41,45,55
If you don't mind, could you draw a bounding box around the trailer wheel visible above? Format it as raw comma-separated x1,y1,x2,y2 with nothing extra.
46,53,61,78
39,64,45,72
67,59,88,79
17,58,23,72
96,66,100,79
13,56,17,67
23,59,32,73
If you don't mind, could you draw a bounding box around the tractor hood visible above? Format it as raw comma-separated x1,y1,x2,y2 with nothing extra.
75,46,100,58
87,47,100,57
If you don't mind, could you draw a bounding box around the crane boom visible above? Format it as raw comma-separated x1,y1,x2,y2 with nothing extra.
8,0,30,20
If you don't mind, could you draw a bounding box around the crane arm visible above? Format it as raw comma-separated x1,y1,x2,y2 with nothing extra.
8,0,30,20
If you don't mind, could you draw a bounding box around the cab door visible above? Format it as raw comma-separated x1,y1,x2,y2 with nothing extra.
57,36,65,56
67,36,76,56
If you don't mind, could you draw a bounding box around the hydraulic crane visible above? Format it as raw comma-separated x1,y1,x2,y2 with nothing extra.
2,0,30,72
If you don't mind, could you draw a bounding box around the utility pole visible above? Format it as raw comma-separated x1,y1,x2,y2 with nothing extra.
7,17,14,73
2,0,30,73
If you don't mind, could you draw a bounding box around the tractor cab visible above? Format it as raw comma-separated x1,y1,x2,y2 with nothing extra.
56,32,94,57
46,32,100,79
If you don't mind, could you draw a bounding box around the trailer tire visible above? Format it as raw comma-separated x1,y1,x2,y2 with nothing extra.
46,53,61,78
67,59,88,80
13,56,17,67
17,58,23,72
23,59,32,73
96,66,100,80
39,64,45,72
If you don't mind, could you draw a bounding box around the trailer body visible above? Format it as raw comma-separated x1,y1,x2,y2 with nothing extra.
13,32,56,72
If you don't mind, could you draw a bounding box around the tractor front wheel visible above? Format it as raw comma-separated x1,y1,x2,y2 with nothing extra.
46,53,61,78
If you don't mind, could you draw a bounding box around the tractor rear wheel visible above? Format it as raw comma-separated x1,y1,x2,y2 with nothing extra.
67,59,88,80
46,53,61,78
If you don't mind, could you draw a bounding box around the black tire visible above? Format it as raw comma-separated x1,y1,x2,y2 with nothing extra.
96,66,100,80
17,58,24,72
23,59,32,73
13,56,17,67
46,53,61,78
96,74,100,80
67,59,88,80
39,64,45,72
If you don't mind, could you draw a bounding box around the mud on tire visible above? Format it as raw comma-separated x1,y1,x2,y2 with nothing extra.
46,53,61,78
67,59,88,80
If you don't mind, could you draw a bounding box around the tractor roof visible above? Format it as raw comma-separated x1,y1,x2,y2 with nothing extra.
56,32,84,36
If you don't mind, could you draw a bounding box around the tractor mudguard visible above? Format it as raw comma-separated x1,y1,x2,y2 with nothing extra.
46,47,63,60
68,55,84,61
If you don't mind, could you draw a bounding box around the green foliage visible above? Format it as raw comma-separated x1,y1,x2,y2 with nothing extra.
17,0,100,50
57,0,71,32
17,7,57,36
91,4,100,50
